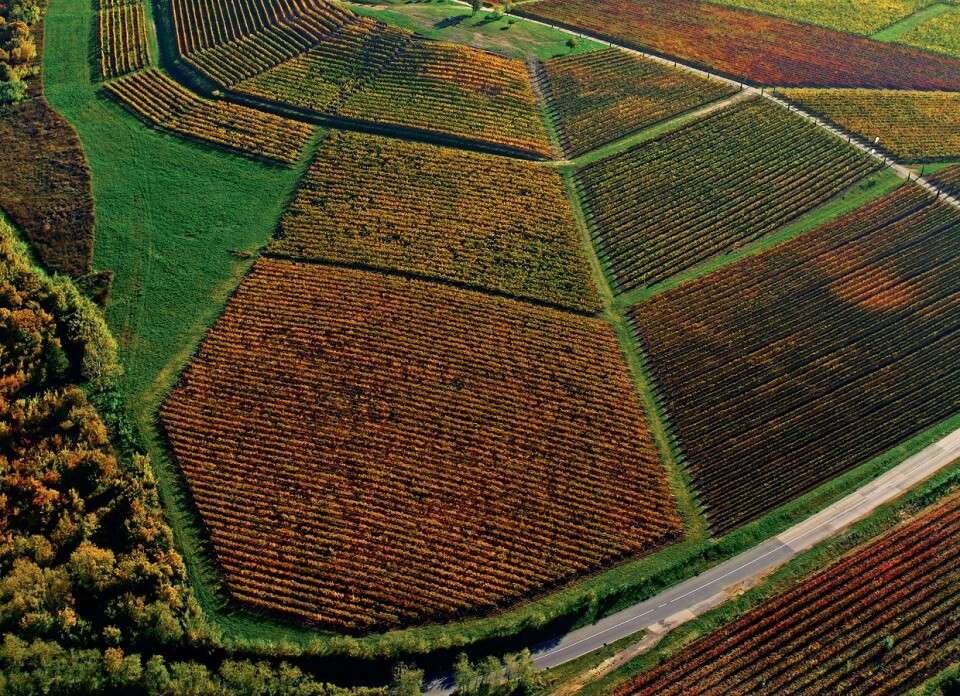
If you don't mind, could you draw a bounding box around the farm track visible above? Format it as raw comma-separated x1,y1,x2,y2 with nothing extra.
425,428,960,694
493,2,960,210
416,5,960,692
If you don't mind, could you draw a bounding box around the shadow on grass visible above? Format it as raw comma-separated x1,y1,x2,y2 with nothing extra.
434,14,467,28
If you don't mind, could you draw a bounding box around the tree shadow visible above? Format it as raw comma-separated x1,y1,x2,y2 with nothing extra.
433,14,467,29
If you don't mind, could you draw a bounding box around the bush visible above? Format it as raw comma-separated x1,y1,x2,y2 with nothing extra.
0,76,26,103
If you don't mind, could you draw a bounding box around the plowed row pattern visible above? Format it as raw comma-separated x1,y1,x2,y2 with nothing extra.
103,68,312,165
576,98,880,292
617,494,960,695
161,259,682,631
336,37,552,158
515,0,960,90
235,16,410,113
270,130,599,312
629,186,960,533
781,88,960,161
170,0,353,84
98,3,150,79
170,0,551,157
930,164,960,197
540,48,737,157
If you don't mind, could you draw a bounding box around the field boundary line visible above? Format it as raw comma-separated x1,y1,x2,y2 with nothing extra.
491,1,960,212
259,251,601,317
425,427,960,694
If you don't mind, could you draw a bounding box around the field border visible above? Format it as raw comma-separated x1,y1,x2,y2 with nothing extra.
577,461,960,696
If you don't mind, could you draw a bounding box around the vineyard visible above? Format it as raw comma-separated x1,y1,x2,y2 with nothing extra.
515,0,960,90
930,164,960,197
616,494,960,695
235,17,410,114
338,38,552,157
709,0,931,34
97,3,150,79
539,48,737,158
628,186,960,534
781,88,960,161
897,6,960,60
576,98,880,292
169,0,552,157
270,130,599,312
160,258,682,631
103,69,313,165
170,0,353,84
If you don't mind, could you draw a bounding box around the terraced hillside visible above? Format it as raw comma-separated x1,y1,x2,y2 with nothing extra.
168,0,553,156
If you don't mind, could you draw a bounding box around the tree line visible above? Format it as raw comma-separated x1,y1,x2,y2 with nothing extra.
0,0,43,103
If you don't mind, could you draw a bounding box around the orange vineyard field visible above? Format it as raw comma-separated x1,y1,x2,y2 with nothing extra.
270,130,599,312
160,259,682,631
618,494,960,696
539,48,736,158
780,89,960,161
168,0,552,157
630,186,960,534
516,0,960,90
235,17,410,114
103,69,313,165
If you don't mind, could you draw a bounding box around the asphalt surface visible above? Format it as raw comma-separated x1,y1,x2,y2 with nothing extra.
425,428,960,694
421,7,960,694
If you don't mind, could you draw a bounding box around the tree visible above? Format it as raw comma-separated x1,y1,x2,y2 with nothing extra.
454,653,480,696
470,0,482,15
479,656,503,695
513,650,536,693
390,663,424,696
0,76,26,103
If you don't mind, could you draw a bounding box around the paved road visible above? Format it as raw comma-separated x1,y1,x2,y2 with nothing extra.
422,7,960,693
504,6,960,211
425,428,960,693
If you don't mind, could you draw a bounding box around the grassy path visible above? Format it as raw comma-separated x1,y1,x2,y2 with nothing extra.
44,0,308,408
43,0,318,645
871,2,953,41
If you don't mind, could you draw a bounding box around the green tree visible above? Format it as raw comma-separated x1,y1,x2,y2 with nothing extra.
470,0,482,15
479,656,503,695
390,663,424,696
454,653,480,696
0,76,26,103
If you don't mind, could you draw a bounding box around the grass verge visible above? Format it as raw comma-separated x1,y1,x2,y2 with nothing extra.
871,2,953,41
613,167,905,310
579,460,960,696
344,0,605,59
